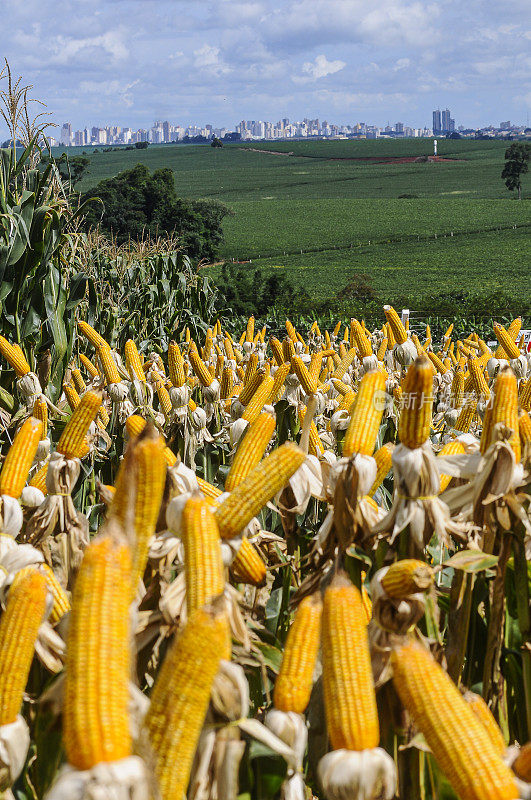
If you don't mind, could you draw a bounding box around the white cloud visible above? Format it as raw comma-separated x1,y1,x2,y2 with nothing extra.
301,54,346,80
50,31,128,65
193,44,231,75
393,58,411,71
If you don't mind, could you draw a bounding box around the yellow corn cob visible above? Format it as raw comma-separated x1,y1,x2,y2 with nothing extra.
79,352,100,379
398,356,434,449
124,340,146,383
63,382,80,411
77,320,108,350
383,305,407,345
377,337,388,361
63,534,132,771
274,593,322,713
70,368,86,395
428,351,448,375
463,691,505,756
411,334,425,357
97,346,121,386
282,338,295,364
308,352,324,384
226,412,276,492
203,329,213,361
110,428,167,595
350,319,372,358
215,442,305,539
381,559,434,597
29,459,49,494
222,336,234,362
489,367,520,461
438,439,466,492
0,336,30,376
219,366,234,400
391,642,518,800
322,572,379,751
242,375,275,424
181,496,226,619
189,350,213,388
269,337,285,367
57,390,102,459
230,537,267,586
168,341,185,387
40,564,71,625
332,347,356,381
520,379,531,412
468,357,491,401
215,352,224,380
239,369,264,406
269,363,290,404
0,417,42,499
195,476,221,500
145,602,228,800
291,355,318,395
245,315,255,343
368,442,394,496
450,368,465,408
337,390,357,413
32,396,48,439
455,397,477,433
152,369,172,419
243,353,259,386
343,369,386,457
512,742,531,783
0,569,47,724
332,378,351,396
285,319,297,342
519,410,531,454
298,405,324,456
493,322,520,360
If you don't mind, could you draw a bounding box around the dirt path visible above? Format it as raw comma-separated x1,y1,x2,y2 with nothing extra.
239,147,464,163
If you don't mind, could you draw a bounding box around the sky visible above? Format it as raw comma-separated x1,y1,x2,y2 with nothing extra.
0,0,530,137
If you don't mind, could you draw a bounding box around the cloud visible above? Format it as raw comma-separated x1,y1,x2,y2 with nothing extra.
301,54,346,80
193,44,231,75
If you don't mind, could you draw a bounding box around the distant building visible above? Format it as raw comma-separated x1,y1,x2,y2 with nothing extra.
432,109,441,134
60,122,72,146
500,121,511,130
395,122,404,133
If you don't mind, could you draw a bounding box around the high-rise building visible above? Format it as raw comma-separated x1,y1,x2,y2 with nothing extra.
500,121,511,130
395,122,404,133
441,109,451,132
432,109,441,133
162,121,171,142
60,122,72,146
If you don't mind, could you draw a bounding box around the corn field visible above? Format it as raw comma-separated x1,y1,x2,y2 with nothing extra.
0,308,528,800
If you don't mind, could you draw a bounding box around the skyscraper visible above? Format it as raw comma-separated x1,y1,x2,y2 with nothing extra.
441,109,451,132
432,109,441,133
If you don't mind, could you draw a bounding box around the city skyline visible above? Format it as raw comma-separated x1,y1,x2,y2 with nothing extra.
0,1,529,142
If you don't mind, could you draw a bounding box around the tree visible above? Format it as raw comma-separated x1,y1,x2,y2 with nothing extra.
82,163,231,258
211,137,223,148
501,142,530,199
135,141,149,149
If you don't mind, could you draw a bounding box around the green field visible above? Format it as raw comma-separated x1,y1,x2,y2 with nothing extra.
69,138,531,304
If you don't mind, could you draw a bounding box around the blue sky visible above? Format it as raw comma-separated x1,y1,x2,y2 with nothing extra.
1,0,529,136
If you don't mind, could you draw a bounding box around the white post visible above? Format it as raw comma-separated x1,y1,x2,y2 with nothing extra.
401,309,410,328
433,138,438,156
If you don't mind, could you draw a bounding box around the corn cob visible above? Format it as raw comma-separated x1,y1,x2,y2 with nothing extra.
269,363,290,404
269,337,285,366
332,378,351,396
63,534,132,770
214,352,224,380
494,321,521,360
343,369,386,457
215,442,305,539
450,368,465,408
0,417,42,498
337,390,357,413
181,496,226,620
97,346,121,386
520,379,531,412
398,356,434,449
438,439,466,492
152,370,172,419
298,405,324,456
220,366,234,399
57,390,102,459
243,353,259,385
110,428,167,595
242,375,275,424
350,319,372,357
144,602,228,800
392,642,518,800
63,382,81,411
512,742,531,783
226,412,276,492
124,339,146,382
489,367,520,461
428,351,448,374
40,563,70,624
322,572,379,750
455,397,477,433
29,460,49,494
282,338,295,364
381,559,434,597
519,410,531,451
196,476,222,500
239,369,264,406
0,336,30,376
308,351,324,384
77,320,108,350
368,442,394,496
383,305,407,345
377,337,388,361
230,537,267,586
332,347,356,381
79,352,100,379
168,341,185,387
188,350,212,388
274,593,322,713
468,357,491,401
463,691,506,756
32,396,48,439
291,356,318,395
285,319,297,341
0,568,48,724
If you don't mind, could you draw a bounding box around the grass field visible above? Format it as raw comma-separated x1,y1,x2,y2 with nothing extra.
66,138,531,305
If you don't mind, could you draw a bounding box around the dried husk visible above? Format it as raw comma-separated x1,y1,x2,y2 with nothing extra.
44,756,150,800
0,716,30,791
317,747,396,800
